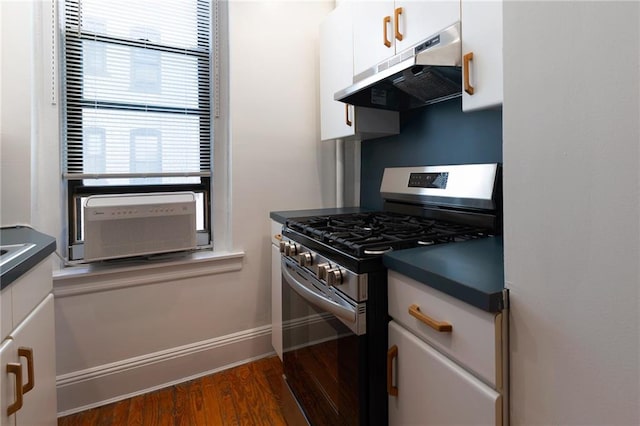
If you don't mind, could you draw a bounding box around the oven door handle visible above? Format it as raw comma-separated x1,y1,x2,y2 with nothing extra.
282,260,357,325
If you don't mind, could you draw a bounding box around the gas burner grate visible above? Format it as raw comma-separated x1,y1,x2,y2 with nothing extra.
286,212,493,258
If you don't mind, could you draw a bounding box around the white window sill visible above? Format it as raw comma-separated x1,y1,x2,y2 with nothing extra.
52,250,245,298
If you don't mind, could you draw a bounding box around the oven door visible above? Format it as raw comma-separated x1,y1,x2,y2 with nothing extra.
281,257,367,426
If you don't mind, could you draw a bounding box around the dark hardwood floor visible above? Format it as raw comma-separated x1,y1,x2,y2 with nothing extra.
57,356,307,426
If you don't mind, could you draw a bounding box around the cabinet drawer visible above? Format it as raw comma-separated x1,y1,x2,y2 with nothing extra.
388,270,502,387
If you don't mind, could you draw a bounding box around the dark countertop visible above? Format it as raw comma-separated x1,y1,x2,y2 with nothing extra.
1,226,57,290
270,207,369,224
383,237,504,312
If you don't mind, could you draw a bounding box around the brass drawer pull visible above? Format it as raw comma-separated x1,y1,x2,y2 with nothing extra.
383,16,392,48
345,104,352,127
408,304,453,332
387,345,398,396
463,52,475,95
7,362,23,415
394,7,403,41
18,347,34,393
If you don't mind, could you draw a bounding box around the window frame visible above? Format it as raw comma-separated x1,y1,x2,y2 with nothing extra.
61,0,215,261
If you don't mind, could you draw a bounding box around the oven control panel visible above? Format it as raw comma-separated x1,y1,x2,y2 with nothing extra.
280,237,368,303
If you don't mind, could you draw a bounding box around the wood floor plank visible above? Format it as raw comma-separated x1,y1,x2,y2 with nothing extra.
126,394,145,426
188,378,209,425
247,360,287,426
229,363,262,426
77,408,101,426
58,356,302,426
111,399,131,426
210,369,241,426
201,370,228,425
174,382,191,426
140,388,161,426
153,386,175,426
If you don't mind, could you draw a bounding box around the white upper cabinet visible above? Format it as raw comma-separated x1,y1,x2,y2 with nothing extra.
320,2,399,141
320,3,356,140
461,0,503,111
352,0,460,77
394,1,460,51
352,1,392,78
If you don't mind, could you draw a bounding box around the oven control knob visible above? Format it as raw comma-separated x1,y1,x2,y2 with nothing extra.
317,263,330,280
298,252,313,267
285,243,298,256
279,240,287,253
327,268,343,286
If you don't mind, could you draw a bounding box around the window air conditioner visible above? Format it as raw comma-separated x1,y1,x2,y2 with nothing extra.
83,192,197,262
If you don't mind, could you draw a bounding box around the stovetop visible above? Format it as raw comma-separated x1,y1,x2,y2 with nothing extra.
283,211,495,273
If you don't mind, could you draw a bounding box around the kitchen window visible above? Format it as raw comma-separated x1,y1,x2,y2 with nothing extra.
61,0,214,260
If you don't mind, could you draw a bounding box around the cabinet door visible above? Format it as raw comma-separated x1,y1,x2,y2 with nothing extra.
320,3,356,141
271,243,283,360
9,295,56,426
352,0,394,77
388,321,500,426
461,0,503,111
394,0,460,52
0,339,18,426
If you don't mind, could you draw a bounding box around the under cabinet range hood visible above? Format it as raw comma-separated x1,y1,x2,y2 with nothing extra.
335,22,462,111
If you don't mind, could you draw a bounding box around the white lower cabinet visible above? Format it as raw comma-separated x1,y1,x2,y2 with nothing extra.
387,271,507,425
270,220,283,360
388,320,500,425
1,295,56,426
0,338,17,426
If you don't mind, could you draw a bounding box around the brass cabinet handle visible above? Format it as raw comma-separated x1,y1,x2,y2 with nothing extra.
463,52,475,95
383,16,392,48
345,104,352,127
6,362,23,416
274,234,282,241
408,304,453,332
18,347,34,393
394,7,403,41
387,345,398,396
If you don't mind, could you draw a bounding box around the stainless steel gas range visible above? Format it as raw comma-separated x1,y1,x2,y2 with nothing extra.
279,163,501,426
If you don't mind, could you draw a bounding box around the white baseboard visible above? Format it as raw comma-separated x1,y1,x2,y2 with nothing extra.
56,324,274,417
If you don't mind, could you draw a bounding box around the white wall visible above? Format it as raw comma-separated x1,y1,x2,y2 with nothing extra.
503,2,640,424
0,0,34,226
1,0,335,414
228,1,336,333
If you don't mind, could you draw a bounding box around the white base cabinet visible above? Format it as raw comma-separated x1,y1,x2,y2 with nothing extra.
387,270,507,425
1,295,56,426
270,220,283,360
388,320,500,425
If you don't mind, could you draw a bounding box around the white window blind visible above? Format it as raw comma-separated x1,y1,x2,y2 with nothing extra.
62,0,211,185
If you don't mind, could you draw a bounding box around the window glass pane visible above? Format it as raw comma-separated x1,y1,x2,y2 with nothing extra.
63,0,211,179
80,109,202,180
80,0,202,49
81,42,202,108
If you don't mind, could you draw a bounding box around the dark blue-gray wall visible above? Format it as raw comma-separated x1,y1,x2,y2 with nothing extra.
360,97,502,210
